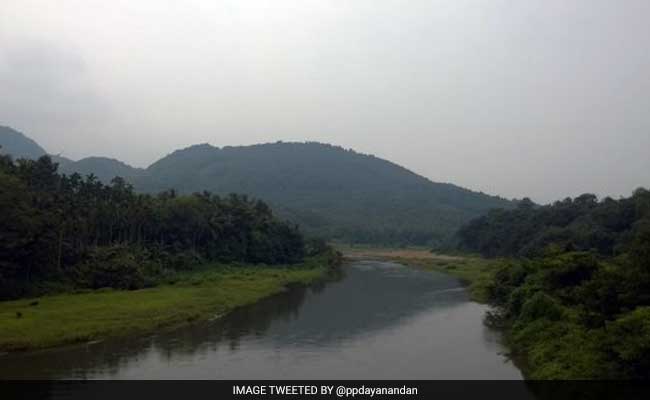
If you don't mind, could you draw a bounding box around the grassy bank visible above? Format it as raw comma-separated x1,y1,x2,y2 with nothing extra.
340,246,500,302
0,256,334,352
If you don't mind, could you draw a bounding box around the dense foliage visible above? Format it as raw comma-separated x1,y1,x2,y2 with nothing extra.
136,142,514,246
456,190,650,379
1,128,514,246
486,250,650,379
457,191,650,258
0,153,307,300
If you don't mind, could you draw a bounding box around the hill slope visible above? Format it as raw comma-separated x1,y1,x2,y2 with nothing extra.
58,157,145,183
0,127,143,183
136,142,513,245
0,126,47,159
1,127,514,245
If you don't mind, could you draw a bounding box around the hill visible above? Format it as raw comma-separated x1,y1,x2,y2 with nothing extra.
0,126,47,160
58,157,145,183
1,127,514,245
136,142,513,245
0,127,144,183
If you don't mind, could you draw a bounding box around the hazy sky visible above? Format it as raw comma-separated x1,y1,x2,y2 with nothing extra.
1,0,648,203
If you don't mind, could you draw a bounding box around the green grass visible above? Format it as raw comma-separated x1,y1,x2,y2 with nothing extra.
0,259,330,352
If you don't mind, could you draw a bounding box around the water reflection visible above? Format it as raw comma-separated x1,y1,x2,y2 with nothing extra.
0,261,522,380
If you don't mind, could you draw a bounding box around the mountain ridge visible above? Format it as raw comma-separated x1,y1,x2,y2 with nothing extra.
0,125,48,160
1,126,514,245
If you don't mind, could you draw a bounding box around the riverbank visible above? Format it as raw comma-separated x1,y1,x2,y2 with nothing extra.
0,256,336,352
340,246,501,302
340,247,530,377
344,247,650,379
0,257,522,380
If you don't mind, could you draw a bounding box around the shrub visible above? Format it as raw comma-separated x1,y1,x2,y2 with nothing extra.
77,246,145,290
519,292,565,323
609,307,650,379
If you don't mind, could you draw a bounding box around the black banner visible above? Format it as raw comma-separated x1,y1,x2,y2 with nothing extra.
3,381,650,400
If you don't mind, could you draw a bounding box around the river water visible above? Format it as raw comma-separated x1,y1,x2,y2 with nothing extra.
0,260,522,380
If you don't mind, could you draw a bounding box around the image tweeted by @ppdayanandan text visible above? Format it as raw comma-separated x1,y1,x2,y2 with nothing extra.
233,385,418,398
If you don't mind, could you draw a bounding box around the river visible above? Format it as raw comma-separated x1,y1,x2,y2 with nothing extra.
0,260,522,380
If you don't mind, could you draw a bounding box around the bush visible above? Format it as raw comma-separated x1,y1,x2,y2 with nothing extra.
540,253,598,290
305,238,330,257
486,262,529,306
519,292,565,323
76,246,145,290
609,307,650,379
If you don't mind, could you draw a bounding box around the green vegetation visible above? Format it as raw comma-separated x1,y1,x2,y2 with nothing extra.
0,152,311,300
0,145,343,351
456,191,649,258
0,257,333,351
454,190,650,379
484,252,650,379
409,257,501,303
136,142,513,246
1,127,514,246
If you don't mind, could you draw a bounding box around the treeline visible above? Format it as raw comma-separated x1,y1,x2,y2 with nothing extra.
0,154,310,300
454,190,650,378
457,191,650,258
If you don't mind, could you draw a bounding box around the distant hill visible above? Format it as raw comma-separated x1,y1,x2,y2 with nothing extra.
0,126,47,160
136,142,514,245
0,126,143,183
58,157,145,183
1,126,514,245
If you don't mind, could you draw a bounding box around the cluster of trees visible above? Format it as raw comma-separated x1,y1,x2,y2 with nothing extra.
455,190,650,378
486,248,650,379
456,191,650,258
0,153,307,300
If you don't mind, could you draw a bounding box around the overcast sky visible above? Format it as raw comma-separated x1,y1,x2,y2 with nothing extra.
1,0,648,203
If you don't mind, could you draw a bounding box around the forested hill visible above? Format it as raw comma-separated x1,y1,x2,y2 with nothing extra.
1,127,514,245
0,126,145,184
57,156,146,183
136,142,513,245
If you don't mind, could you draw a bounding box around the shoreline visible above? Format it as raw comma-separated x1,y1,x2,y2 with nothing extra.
0,255,338,353
341,247,533,378
340,247,499,303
